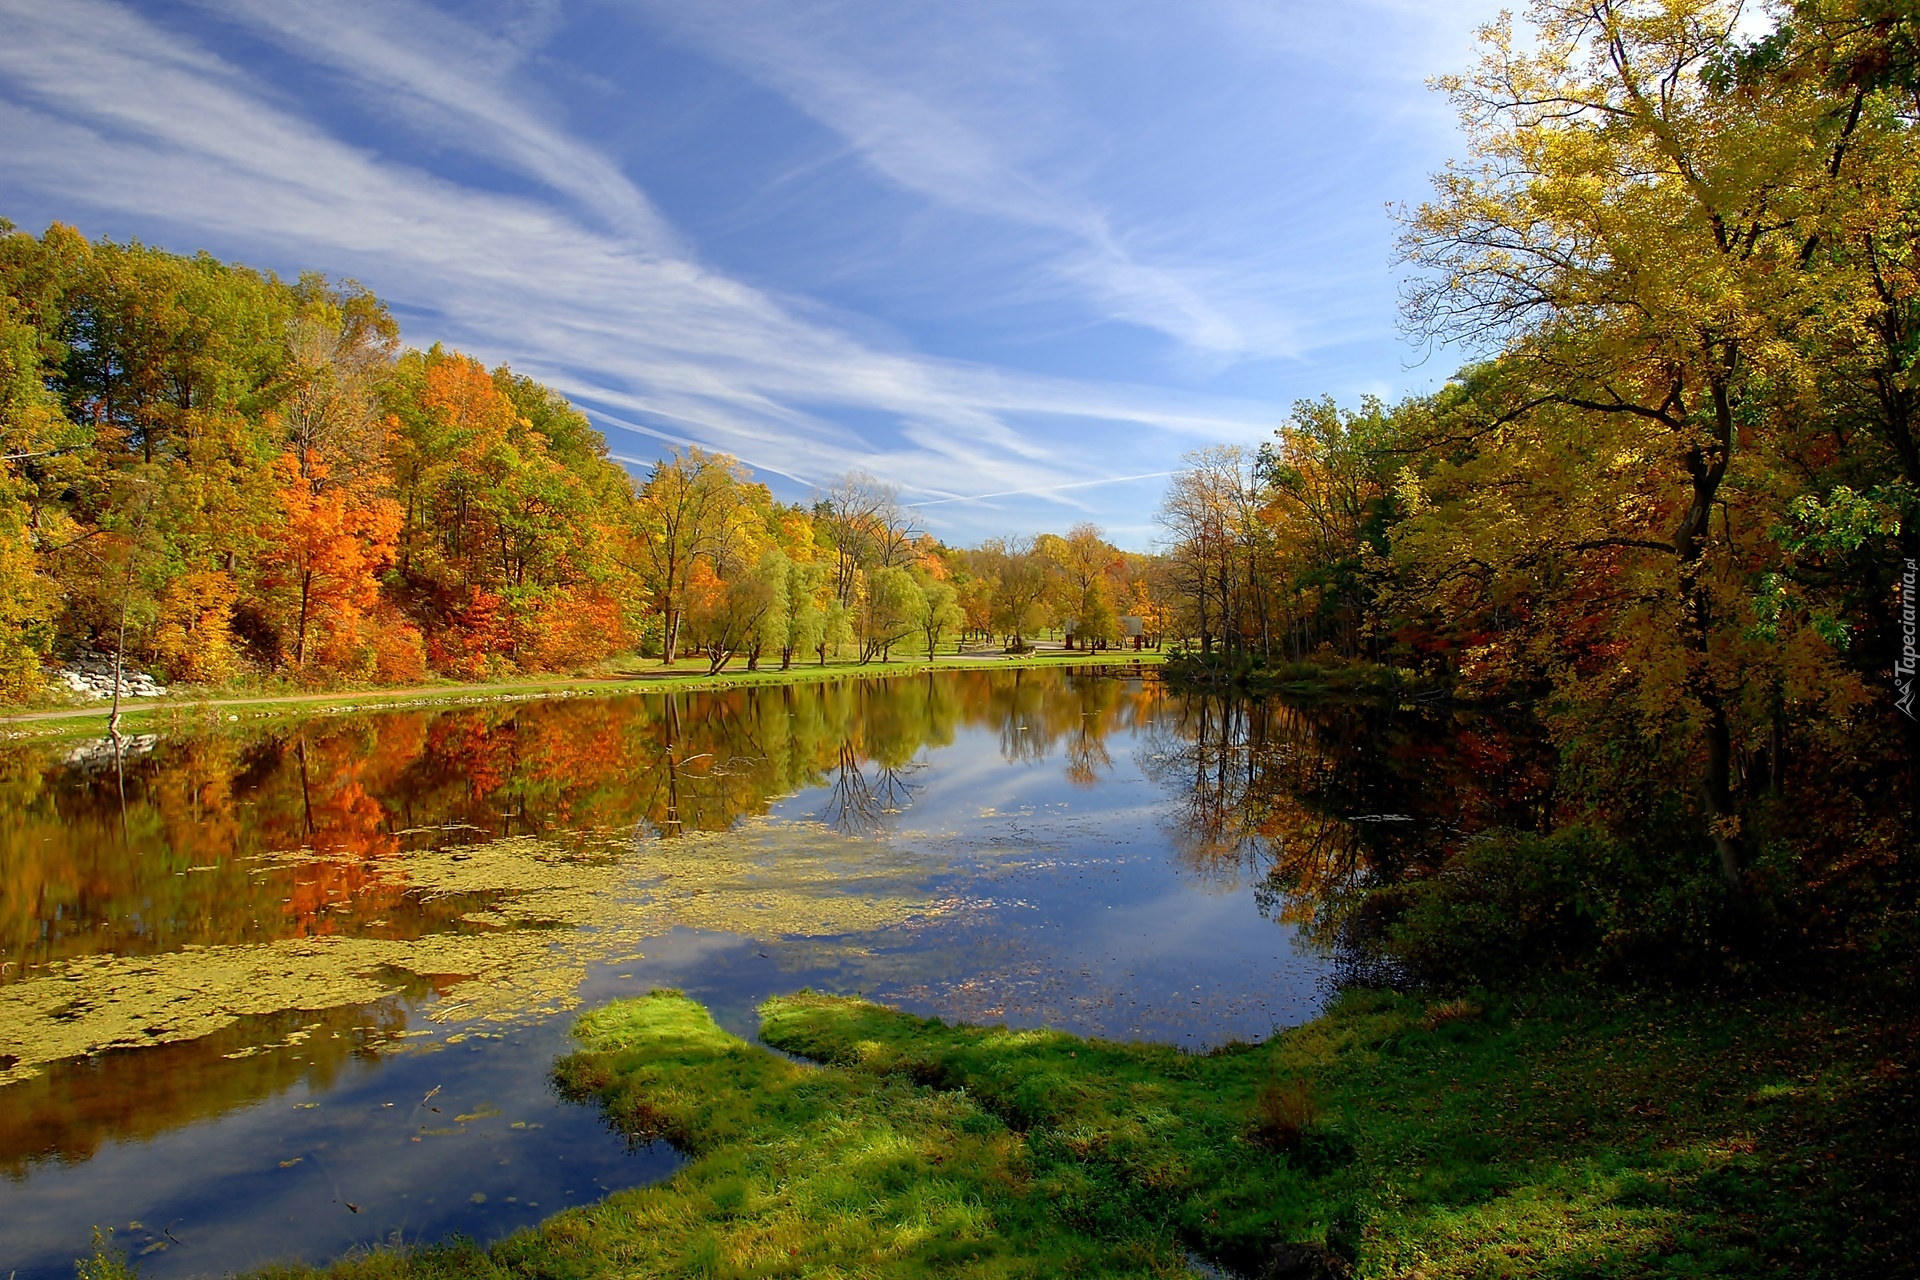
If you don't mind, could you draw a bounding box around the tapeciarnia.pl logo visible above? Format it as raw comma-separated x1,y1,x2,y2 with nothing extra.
1899,559,1918,720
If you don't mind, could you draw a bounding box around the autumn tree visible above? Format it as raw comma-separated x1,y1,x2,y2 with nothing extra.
1043,523,1122,648
276,282,396,487
688,545,788,675
257,453,400,675
973,537,1053,647
1156,446,1264,655
386,349,632,674
1258,396,1405,659
1360,0,1920,898
779,558,829,670
0,283,67,695
1395,0,1827,882
630,447,748,663
814,472,920,607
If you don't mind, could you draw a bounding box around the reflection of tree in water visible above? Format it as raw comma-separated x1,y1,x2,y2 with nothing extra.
818,740,920,834
988,671,1050,764
1065,722,1113,788
0,668,1170,975
988,668,1155,775
1140,695,1552,948
0,996,414,1176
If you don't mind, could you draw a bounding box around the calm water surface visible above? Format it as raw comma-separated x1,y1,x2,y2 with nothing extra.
0,666,1547,1278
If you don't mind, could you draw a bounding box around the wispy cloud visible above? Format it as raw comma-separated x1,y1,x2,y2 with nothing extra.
1203,0,1506,75
622,0,1304,363
0,0,1284,542
617,0,1507,372
186,0,683,249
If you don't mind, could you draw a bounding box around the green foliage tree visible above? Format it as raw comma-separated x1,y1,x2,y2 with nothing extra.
858,565,924,663
779,558,828,670
912,572,964,659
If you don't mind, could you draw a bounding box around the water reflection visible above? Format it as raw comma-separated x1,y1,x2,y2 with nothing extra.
0,666,1540,1278
1141,694,1552,944
1,671,1156,982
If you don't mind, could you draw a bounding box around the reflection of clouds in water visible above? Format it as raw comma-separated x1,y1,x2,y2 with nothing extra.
784,807,1327,1047
873,862,1326,1047
0,1000,675,1279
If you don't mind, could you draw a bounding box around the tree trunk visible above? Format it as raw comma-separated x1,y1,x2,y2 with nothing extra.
108,580,130,739
296,570,313,668
1676,371,1742,887
1703,688,1741,886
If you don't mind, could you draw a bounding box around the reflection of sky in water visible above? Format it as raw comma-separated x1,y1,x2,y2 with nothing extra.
0,673,1336,1279
803,718,1329,1044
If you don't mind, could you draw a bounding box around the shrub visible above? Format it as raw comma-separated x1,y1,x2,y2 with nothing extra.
1419,998,1482,1031
1360,824,1733,987
366,609,428,684
1251,1077,1319,1150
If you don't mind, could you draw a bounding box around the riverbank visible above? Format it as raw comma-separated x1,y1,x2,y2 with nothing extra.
190,978,1910,1280
0,648,1163,741
1158,653,1435,703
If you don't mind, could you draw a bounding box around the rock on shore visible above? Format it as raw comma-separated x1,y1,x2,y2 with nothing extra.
51,651,168,700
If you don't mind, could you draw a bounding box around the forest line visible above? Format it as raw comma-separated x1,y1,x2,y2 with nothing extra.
0,222,1174,704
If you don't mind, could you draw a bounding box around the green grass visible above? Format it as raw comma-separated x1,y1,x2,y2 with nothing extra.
0,648,1162,740
218,980,1913,1279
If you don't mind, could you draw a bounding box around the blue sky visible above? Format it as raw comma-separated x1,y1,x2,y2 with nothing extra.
0,0,1504,547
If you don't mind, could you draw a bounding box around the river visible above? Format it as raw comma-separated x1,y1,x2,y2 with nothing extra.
0,665,1548,1277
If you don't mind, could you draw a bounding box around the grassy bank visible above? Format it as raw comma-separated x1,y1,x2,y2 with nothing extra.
1158,653,1431,702
215,980,1911,1280
0,649,1162,741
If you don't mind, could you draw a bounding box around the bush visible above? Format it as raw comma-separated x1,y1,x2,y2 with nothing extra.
366,609,429,684
1250,1077,1319,1150
1362,825,1732,987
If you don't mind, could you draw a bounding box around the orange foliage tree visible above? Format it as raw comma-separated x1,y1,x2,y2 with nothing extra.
257,452,400,676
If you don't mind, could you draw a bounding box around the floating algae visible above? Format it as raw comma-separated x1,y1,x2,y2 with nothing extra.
0,817,946,1086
